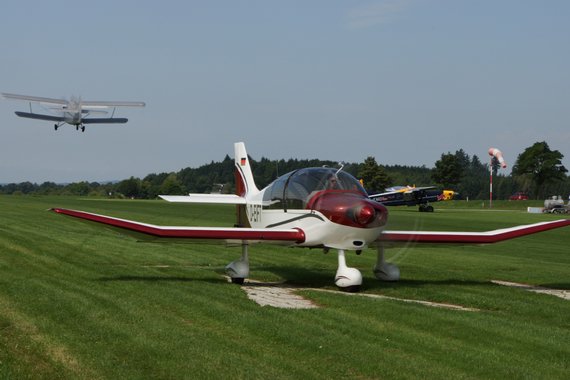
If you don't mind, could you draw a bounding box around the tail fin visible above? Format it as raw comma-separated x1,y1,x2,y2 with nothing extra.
234,142,259,197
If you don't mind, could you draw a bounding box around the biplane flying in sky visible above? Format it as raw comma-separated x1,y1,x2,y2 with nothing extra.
2,92,145,132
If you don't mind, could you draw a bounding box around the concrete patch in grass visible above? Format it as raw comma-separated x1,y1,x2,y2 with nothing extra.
492,280,570,300
233,278,479,311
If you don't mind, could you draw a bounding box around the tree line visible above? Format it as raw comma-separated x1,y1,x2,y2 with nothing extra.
1,141,568,200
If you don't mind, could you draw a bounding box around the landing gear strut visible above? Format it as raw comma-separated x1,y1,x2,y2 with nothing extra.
373,244,400,281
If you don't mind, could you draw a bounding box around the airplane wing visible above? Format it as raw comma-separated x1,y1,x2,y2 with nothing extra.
81,101,146,108
50,208,305,244
402,186,436,194
370,186,437,199
81,118,129,124
14,111,65,122
2,93,145,108
379,219,570,244
160,194,247,204
2,93,67,105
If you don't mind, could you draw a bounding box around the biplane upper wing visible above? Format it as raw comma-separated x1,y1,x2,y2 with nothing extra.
379,219,570,244
2,93,67,105
2,93,145,108
50,208,305,243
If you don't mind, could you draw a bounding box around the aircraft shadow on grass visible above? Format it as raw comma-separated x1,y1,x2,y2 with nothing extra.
96,268,491,292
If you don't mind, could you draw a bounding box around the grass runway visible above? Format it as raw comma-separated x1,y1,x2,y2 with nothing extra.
0,196,569,379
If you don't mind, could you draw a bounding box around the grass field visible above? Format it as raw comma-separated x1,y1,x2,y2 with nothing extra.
1,196,569,379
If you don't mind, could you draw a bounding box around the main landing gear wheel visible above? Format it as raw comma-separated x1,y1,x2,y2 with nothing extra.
419,204,434,212
373,245,400,281
225,244,249,285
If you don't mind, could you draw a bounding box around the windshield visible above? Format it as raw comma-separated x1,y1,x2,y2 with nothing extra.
263,167,367,210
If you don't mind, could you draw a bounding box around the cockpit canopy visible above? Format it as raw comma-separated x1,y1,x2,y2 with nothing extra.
263,167,367,210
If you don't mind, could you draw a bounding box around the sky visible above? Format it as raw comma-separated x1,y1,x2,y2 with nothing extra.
1,0,569,184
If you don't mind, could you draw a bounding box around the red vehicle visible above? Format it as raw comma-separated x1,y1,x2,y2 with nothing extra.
509,192,529,201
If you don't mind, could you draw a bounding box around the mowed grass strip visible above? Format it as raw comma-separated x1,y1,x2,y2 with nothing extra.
0,196,569,379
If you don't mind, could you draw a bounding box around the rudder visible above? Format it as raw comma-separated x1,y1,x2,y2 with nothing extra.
234,142,259,197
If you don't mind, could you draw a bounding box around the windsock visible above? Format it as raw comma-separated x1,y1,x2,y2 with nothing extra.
488,148,507,168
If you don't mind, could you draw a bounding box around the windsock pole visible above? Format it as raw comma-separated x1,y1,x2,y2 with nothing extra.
488,148,507,208
489,157,493,208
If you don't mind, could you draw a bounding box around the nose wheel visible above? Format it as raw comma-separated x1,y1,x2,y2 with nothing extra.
334,249,363,292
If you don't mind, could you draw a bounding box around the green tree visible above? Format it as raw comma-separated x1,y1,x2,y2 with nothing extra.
511,141,567,199
358,157,392,193
116,177,141,198
159,173,186,195
64,181,90,196
431,153,463,189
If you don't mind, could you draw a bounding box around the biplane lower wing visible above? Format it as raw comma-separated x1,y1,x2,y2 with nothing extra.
81,118,128,124
14,112,65,122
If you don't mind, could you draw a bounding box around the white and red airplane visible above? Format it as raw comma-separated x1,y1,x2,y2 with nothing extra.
52,142,570,291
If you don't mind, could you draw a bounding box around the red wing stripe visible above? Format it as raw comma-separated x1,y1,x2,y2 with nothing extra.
51,208,305,243
380,219,570,244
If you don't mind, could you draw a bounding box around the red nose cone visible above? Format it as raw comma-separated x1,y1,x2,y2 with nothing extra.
356,204,376,225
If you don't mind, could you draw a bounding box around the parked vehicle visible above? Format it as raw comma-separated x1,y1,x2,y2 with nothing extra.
509,192,529,201
544,196,569,214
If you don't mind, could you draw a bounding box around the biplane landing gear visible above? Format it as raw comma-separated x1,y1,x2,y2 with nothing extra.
373,244,400,281
335,249,363,292
81,125,85,132
226,243,249,285
54,124,58,131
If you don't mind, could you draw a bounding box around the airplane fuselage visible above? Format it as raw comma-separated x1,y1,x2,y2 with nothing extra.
242,167,388,250
63,111,82,125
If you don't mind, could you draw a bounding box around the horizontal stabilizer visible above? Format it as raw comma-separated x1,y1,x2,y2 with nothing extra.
81,101,146,108
160,194,247,204
14,111,64,122
81,118,128,124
